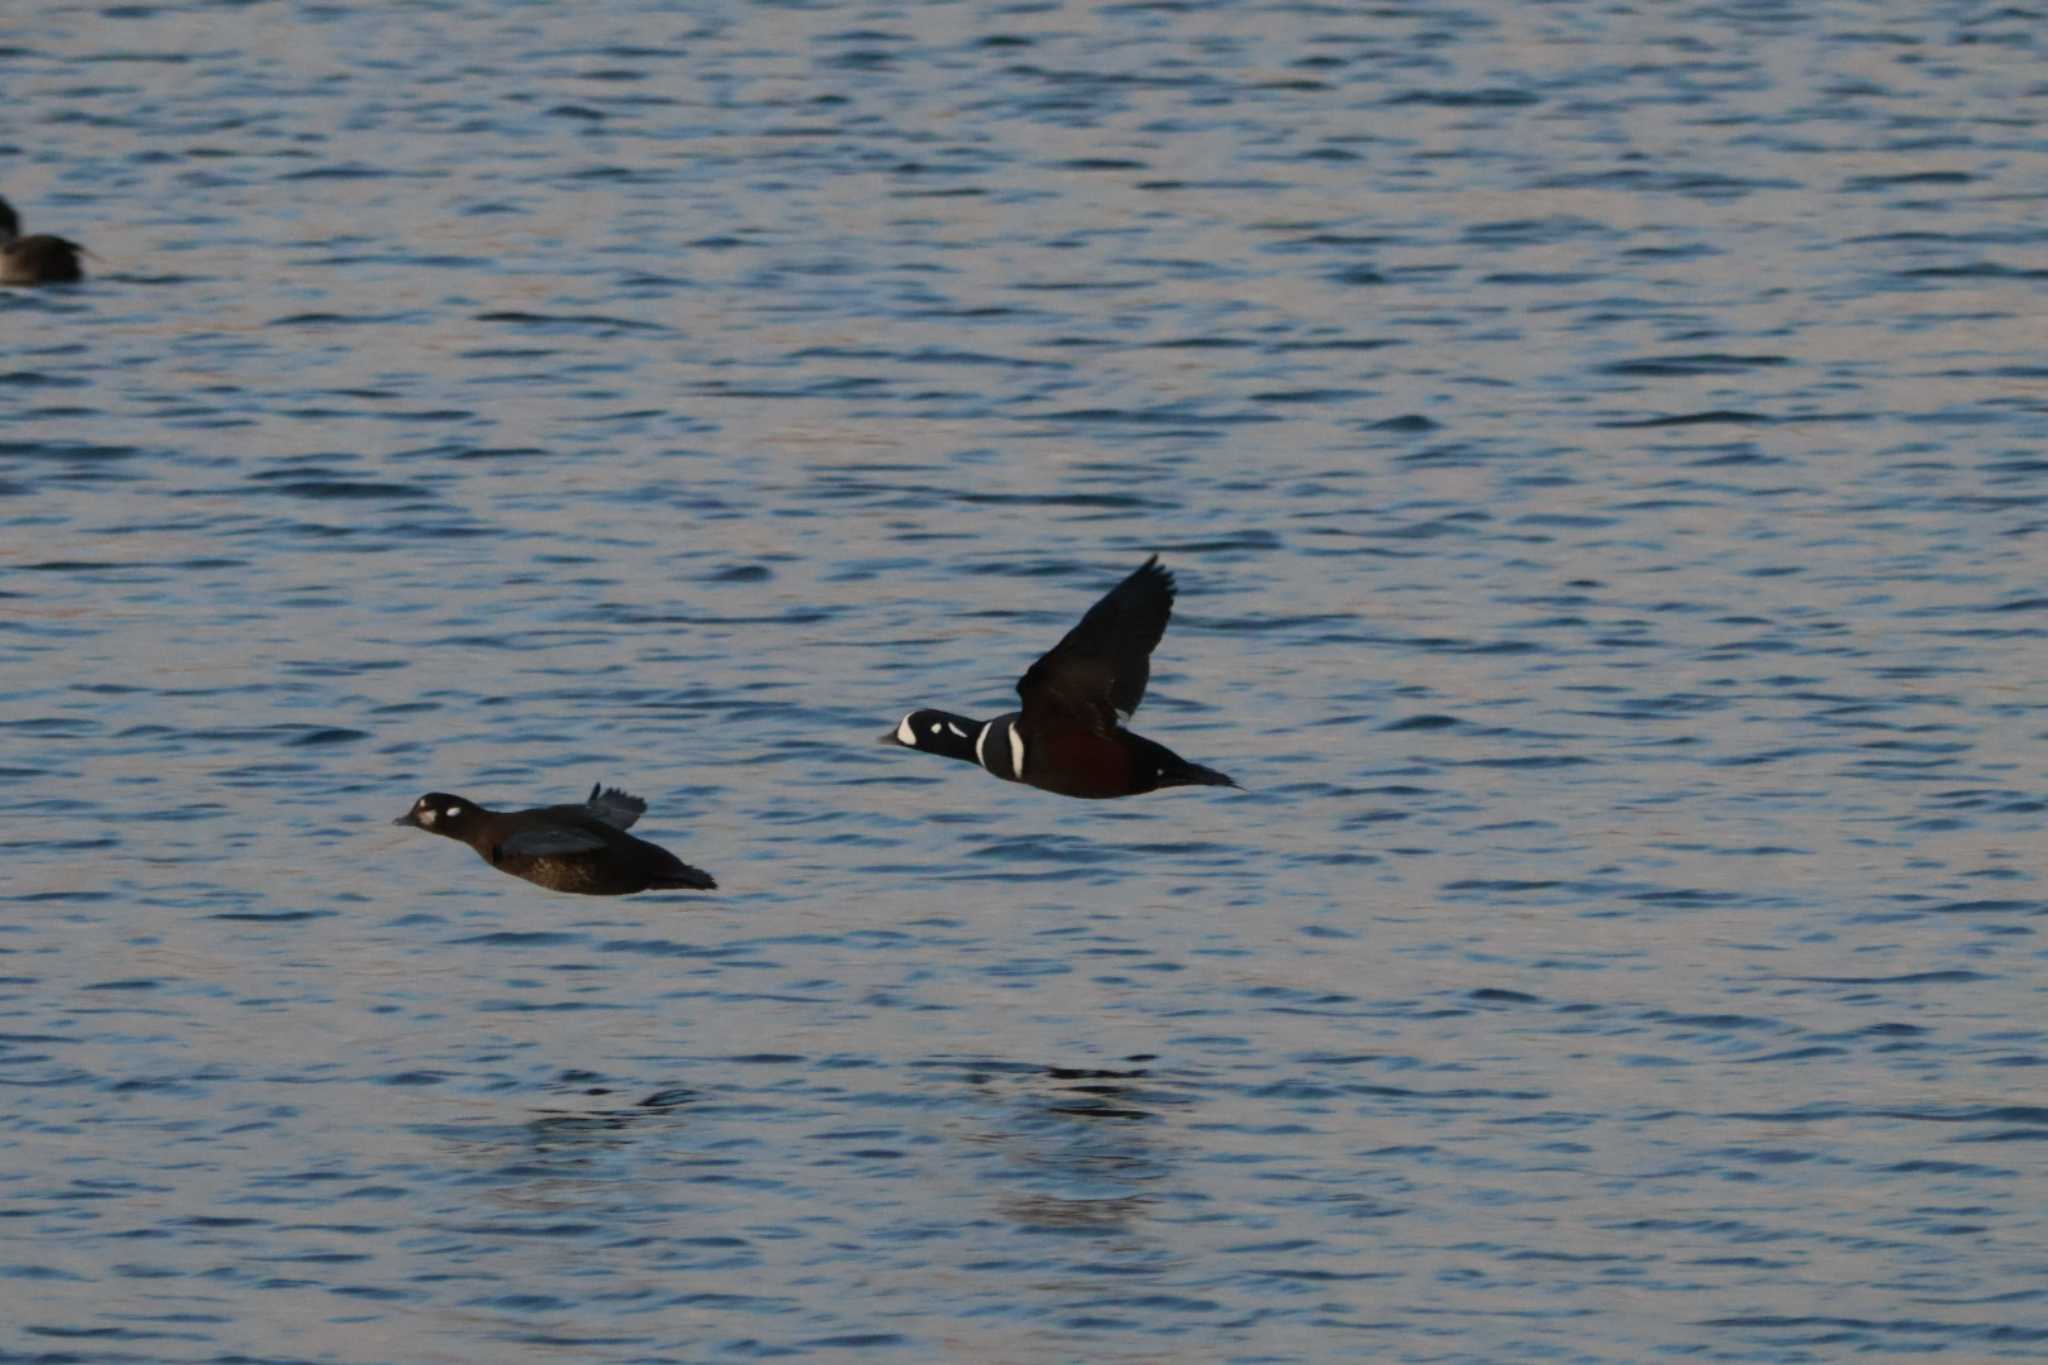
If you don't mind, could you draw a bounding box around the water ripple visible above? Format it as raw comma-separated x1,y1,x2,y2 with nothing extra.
3,0,2046,1358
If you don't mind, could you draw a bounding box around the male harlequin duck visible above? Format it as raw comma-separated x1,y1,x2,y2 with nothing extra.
884,555,1237,798
393,783,716,895
0,196,85,285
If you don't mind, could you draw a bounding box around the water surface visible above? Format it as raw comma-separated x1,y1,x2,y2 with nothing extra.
4,1,2047,1359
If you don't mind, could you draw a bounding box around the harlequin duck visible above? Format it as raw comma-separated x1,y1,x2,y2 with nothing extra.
393,783,716,895
0,196,85,285
884,555,1238,798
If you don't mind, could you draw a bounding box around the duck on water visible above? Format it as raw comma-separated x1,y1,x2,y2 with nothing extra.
0,195,86,285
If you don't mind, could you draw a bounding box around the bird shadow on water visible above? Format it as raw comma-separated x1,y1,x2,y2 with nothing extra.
523,1081,702,1152
446,1056,1194,1235
410,1079,705,1167
918,1054,1188,1235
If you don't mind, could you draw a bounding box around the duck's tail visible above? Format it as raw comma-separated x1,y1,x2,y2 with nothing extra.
1158,757,1239,791
652,861,718,892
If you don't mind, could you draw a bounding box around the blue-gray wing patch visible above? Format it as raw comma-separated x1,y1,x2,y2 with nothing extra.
501,826,609,858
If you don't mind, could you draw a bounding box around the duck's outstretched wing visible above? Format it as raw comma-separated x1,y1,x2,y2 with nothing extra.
1016,555,1176,735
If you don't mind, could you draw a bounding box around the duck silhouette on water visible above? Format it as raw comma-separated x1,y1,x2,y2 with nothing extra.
393,783,716,895
885,555,1238,798
0,196,86,285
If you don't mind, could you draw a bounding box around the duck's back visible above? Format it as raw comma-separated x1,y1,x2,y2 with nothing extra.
2,235,83,284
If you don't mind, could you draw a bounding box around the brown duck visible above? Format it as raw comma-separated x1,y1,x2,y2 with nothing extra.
0,196,85,285
393,783,716,895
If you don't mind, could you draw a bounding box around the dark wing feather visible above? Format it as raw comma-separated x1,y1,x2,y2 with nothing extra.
583,783,646,830
1017,555,1176,734
500,825,610,858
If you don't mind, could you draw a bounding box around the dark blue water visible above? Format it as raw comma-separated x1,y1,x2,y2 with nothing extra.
4,1,2047,1359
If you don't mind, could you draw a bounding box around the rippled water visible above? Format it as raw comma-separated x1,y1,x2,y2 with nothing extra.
5,1,2047,1359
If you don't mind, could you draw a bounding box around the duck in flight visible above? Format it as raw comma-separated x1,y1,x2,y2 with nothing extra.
884,555,1237,798
393,783,716,895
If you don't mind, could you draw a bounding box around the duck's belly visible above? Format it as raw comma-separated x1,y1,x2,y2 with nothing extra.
495,850,646,896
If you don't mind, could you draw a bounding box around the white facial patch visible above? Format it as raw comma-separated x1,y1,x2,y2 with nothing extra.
895,714,918,747
946,722,966,738
418,807,437,826
443,806,461,819
1008,722,1025,777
